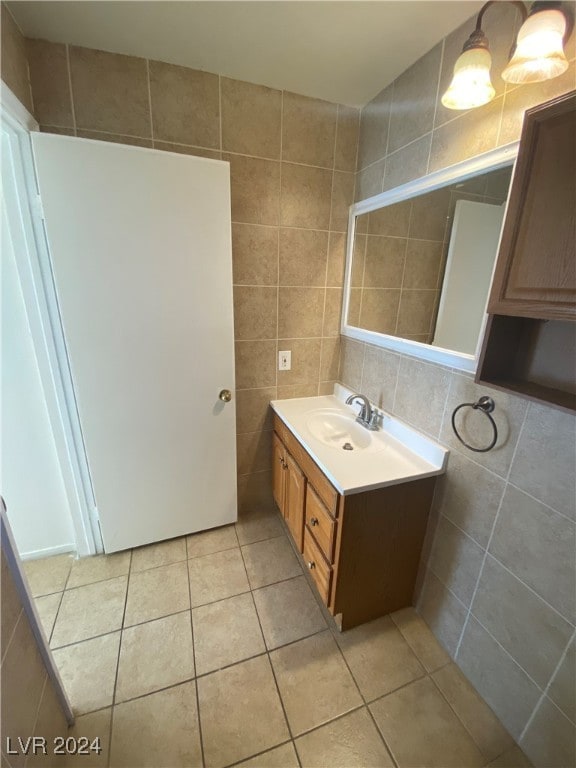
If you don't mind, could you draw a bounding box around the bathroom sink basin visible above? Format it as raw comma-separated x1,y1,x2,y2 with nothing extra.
306,409,379,452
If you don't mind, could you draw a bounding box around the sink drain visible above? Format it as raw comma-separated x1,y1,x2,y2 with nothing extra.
342,442,354,451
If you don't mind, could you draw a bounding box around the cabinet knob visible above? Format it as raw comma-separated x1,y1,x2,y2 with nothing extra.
307,561,315,570
309,517,319,526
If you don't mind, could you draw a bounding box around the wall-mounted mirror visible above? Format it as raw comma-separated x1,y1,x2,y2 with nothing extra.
342,145,519,372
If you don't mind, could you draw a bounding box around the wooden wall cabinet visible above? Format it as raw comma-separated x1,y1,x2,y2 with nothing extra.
272,414,436,630
477,90,576,412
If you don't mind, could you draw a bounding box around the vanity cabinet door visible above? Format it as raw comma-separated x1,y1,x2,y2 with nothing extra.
305,485,336,563
285,453,305,552
272,433,286,513
488,91,576,320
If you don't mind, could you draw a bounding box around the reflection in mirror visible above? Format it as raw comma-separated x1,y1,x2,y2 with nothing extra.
347,165,513,356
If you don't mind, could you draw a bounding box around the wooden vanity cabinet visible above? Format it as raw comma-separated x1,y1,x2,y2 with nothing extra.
477,91,576,413
272,414,436,630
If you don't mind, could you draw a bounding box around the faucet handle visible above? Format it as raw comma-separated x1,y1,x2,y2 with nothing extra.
368,408,381,430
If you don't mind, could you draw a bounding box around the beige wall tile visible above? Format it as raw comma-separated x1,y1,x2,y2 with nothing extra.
234,286,278,340
296,708,394,768
235,340,277,389
383,133,432,192
409,187,451,241
236,430,273,475
70,46,150,136
335,105,360,172
198,655,289,767
357,84,392,170
326,232,346,287
547,636,575,723
320,338,341,382
278,287,324,338
27,40,72,127
489,486,576,624
387,43,442,154
277,383,318,399
236,387,276,434
351,234,366,287
521,696,575,768
432,663,514,763
153,141,221,159
270,630,362,736
439,450,505,548
355,159,385,202
0,5,32,113
276,338,321,387
221,77,281,158
232,224,278,286
228,154,281,226
282,91,337,168
488,745,533,768
347,288,361,327
361,345,400,412
394,357,450,438
149,59,218,146
403,240,443,289
318,381,336,396
339,337,365,392
279,228,328,286
509,403,576,520
369,199,412,237
237,471,274,517
429,515,485,606
417,569,467,656
396,289,437,336
111,681,202,768
76,129,152,147
323,288,343,337
39,125,75,136
370,676,484,768
330,171,355,232
363,236,406,288
359,288,401,335
457,617,542,740
280,163,332,229
471,556,574,688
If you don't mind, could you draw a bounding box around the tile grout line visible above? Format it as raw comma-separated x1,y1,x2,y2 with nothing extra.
275,92,284,390
427,39,446,175
186,545,206,768
65,44,77,135
146,59,154,141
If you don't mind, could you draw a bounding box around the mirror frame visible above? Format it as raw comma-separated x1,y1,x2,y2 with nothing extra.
342,142,520,373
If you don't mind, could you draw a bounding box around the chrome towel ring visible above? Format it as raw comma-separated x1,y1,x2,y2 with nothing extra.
451,396,498,453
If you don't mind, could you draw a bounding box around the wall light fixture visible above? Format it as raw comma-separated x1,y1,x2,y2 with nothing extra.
441,1,574,110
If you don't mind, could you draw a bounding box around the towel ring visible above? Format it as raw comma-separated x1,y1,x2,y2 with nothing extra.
451,396,498,453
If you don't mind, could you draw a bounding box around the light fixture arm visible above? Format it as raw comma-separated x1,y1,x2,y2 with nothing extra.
462,1,528,53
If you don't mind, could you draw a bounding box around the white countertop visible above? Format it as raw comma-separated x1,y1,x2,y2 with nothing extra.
271,385,448,495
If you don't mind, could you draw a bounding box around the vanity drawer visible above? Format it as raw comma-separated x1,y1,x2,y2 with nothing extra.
303,528,332,605
273,414,339,515
305,485,336,563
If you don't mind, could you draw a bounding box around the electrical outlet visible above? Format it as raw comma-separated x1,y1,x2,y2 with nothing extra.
278,350,291,371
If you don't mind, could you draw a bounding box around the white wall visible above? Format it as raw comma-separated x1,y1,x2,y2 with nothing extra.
1,201,75,559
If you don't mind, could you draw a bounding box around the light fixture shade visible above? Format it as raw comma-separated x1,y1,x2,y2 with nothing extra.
441,47,496,110
502,8,569,83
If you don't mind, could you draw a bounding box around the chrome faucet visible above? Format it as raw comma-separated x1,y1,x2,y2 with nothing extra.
345,393,380,431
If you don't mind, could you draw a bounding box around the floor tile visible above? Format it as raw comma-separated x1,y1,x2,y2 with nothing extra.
370,676,485,768
23,554,73,597
35,593,62,640
131,537,186,572
253,575,327,649
188,548,250,607
235,742,299,767
124,561,189,626
433,663,514,762
295,707,394,768
186,524,238,558
192,592,265,675
335,615,425,701
242,536,301,589
391,606,451,672
235,506,284,545
64,708,112,767
51,577,127,647
115,611,194,702
270,630,362,736
488,745,533,767
53,632,120,715
110,681,201,768
68,551,131,589
198,655,290,768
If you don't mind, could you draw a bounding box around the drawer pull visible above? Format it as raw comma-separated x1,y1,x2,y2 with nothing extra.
309,517,319,526
307,561,316,570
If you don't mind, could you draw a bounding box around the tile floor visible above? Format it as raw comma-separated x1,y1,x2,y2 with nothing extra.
24,507,532,768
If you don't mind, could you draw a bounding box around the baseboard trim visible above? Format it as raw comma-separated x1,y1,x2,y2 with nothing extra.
20,543,76,561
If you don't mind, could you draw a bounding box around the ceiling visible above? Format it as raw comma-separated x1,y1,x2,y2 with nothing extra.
8,1,483,107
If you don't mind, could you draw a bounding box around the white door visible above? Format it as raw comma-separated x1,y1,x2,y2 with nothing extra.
433,200,505,355
32,134,237,553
